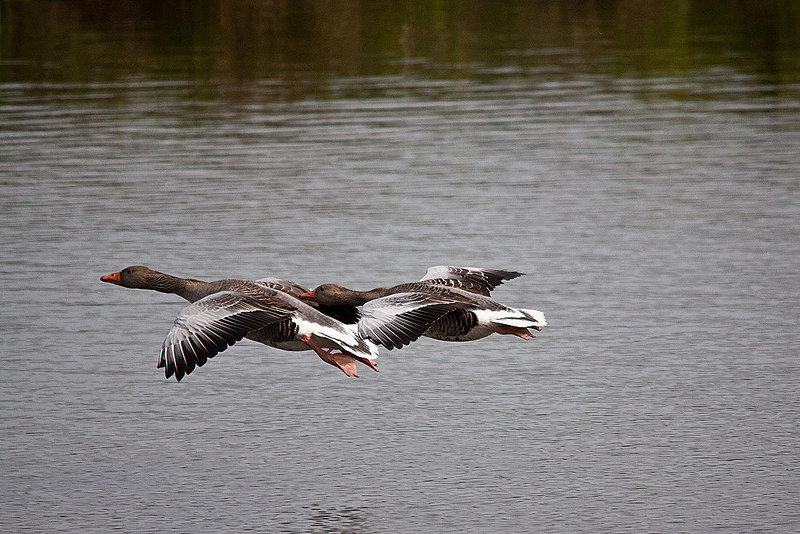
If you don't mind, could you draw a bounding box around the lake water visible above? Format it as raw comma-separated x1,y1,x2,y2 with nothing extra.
2,2,799,532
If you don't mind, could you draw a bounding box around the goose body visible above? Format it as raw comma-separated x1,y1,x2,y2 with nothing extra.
101,266,378,380
424,286,547,342
301,266,547,347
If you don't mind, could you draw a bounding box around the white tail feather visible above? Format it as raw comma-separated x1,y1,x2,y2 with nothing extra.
492,317,538,328
341,324,380,359
520,308,547,326
297,319,379,360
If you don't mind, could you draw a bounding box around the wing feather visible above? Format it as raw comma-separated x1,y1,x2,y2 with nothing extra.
256,278,360,324
421,266,524,296
358,292,466,350
159,291,291,381
255,278,310,296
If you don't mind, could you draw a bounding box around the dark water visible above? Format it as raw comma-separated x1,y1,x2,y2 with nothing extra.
2,2,799,532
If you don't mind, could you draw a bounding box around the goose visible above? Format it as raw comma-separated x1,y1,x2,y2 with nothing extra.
300,266,546,347
100,266,379,380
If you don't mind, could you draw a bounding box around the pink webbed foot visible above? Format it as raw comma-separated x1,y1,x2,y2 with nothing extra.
325,349,378,373
489,323,535,339
323,351,359,377
299,336,359,376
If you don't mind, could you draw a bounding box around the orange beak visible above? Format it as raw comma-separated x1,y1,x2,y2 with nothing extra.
100,271,122,284
299,290,315,299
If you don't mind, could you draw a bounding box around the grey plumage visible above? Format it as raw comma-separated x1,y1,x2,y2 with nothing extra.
157,291,291,381
358,292,467,350
420,266,524,296
303,265,544,346
101,266,379,381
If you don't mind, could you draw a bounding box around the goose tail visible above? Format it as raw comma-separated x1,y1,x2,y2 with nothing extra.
520,308,547,327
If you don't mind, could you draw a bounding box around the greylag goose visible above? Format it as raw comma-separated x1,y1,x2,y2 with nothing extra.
100,266,378,380
300,266,546,347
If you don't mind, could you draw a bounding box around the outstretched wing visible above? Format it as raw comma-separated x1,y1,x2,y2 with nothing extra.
420,266,524,296
158,291,291,381
358,292,466,350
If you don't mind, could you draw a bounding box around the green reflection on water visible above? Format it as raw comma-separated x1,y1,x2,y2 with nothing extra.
1,0,799,96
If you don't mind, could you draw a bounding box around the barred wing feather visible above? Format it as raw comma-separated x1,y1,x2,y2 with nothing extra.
255,278,310,296
420,266,524,296
359,292,465,350
258,277,360,324
158,291,291,381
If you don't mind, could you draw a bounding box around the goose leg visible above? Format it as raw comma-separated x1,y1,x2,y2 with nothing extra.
298,335,359,376
341,352,379,372
320,348,378,373
489,324,535,339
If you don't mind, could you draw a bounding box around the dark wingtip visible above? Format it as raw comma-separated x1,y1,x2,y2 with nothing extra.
164,359,175,379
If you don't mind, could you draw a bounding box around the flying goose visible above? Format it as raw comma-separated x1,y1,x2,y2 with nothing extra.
100,266,379,380
301,266,546,346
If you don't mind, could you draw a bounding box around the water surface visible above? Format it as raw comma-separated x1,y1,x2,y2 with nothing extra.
2,2,799,532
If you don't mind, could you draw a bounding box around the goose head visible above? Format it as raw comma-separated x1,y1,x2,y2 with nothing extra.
300,283,370,307
100,265,166,289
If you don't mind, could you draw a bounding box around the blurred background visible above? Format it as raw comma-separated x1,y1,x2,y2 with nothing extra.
2,1,799,532
3,1,800,88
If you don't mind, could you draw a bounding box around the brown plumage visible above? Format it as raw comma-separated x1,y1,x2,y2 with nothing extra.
300,266,546,345
100,266,378,380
